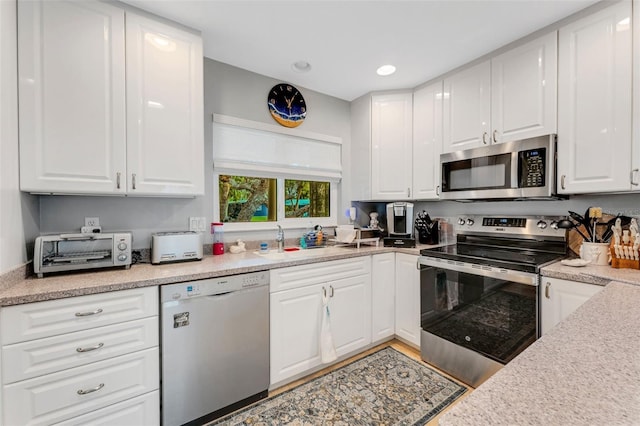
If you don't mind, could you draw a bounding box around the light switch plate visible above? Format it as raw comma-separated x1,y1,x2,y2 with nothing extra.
189,217,206,232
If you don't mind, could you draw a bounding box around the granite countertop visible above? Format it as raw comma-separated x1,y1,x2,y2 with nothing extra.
439,280,640,425
0,243,432,306
540,261,640,286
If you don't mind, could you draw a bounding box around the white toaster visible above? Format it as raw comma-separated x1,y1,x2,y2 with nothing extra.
151,232,203,264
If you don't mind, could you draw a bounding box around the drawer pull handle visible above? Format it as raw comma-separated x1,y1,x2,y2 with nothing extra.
76,343,104,353
77,383,104,395
75,308,103,317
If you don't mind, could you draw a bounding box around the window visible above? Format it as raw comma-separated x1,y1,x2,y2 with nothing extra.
212,116,341,230
284,179,330,218
218,175,277,223
217,175,333,227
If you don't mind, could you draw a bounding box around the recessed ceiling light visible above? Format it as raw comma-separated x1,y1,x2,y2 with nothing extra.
376,64,396,76
291,60,312,73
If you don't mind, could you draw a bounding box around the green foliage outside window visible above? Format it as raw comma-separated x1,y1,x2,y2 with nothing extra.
219,175,276,222
218,175,330,223
285,179,330,218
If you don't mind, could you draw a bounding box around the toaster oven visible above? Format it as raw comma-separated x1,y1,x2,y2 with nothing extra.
34,233,132,277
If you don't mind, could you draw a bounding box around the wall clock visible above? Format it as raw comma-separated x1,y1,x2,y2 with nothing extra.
268,84,306,128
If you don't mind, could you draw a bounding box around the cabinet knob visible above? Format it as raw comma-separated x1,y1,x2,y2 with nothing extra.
74,308,103,317
560,175,566,190
482,132,488,144
492,130,498,143
436,185,440,196
132,173,137,190
116,172,121,189
407,187,411,197
631,169,639,186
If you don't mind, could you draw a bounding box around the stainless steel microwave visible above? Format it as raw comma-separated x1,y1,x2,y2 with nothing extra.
439,134,558,201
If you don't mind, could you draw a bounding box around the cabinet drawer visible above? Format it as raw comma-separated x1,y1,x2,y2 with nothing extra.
53,390,159,426
2,317,158,384
270,256,371,293
1,287,158,344
2,347,159,426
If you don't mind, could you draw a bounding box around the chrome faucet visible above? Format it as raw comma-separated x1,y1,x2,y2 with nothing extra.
276,225,285,252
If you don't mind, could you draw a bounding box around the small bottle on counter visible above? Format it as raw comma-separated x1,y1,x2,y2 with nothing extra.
211,222,224,255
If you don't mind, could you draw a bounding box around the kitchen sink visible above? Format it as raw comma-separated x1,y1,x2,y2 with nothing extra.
253,247,333,260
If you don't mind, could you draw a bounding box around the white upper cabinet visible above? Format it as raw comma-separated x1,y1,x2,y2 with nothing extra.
443,61,491,152
557,1,632,194
632,0,640,190
18,1,204,196
125,13,204,196
443,32,557,153
412,82,443,199
18,0,127,194
371,93,413,200
491,32,557,144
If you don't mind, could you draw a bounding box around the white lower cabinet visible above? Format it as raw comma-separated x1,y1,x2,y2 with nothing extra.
540,277,603,336
394,253,420,347
371,253,395,342
53,391,159,426
0,287,159,425
269,257,372,386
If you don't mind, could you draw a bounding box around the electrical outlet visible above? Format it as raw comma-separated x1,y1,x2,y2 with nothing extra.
85,217,100,227
189,217,206,232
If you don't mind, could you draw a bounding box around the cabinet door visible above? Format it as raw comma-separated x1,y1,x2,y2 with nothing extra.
3,348,159,426
633,0,640,190
371,253,395,342
413,82,443,199
270,283,323,384
330,274,372,357
18,0,127,194
492,32,557,143
394,253,420,347
557,1,632,194
443,60,491,153
125,13,204,196
371,93,413,200
52,391,159,426
1,287,158,345
540,277,602,336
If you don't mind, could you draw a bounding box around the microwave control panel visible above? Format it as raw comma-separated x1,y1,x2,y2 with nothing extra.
518,148,546,188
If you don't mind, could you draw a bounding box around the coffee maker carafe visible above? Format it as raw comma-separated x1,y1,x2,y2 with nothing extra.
386,202,414,237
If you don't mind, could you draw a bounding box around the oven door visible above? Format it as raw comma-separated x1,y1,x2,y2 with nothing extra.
419,257,538,365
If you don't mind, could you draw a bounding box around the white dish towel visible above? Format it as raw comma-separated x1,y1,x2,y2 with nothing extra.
320,290,337,363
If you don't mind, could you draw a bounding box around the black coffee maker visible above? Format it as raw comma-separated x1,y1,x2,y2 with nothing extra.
383,202,416,247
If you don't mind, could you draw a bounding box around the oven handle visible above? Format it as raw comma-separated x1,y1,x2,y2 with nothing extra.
418,256,538,286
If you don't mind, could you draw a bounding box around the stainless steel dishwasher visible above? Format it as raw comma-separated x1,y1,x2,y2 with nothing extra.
160,271,269,426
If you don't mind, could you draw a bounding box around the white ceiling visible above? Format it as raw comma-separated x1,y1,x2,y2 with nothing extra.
122,0,599,101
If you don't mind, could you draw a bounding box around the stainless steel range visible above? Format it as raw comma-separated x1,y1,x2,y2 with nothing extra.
418,215,566,387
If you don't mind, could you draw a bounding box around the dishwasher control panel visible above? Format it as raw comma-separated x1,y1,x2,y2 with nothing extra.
161,271,270,302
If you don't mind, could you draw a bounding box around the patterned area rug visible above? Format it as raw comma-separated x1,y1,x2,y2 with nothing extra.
210,347,466,425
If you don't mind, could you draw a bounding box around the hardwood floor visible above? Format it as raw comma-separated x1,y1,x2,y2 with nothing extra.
269,339,473,425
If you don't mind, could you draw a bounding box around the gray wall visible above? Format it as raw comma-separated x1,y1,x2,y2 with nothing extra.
39,59,352,249
353,193,640,232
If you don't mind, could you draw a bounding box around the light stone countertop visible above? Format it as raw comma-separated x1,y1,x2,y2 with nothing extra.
0,243,431,306
540,260,640,286
439,280,640,425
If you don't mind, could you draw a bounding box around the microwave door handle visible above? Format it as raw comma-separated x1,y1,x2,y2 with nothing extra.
511,152,519,188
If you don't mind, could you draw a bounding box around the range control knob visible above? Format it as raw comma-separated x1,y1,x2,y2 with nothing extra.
466,218,475,226
118,242,127,251
458,218,466,225
537,220,548,229
550,221,559,230
118,254,128,261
